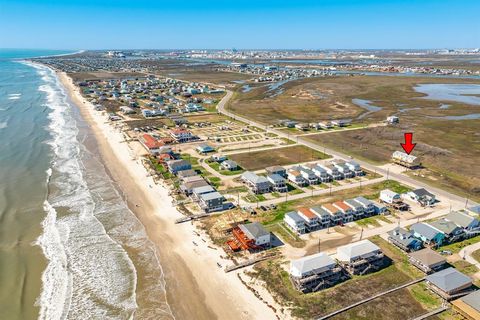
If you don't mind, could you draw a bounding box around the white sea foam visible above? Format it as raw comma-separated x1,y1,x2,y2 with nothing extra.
8,94,21,100
33,64,139,320
0,121,7,129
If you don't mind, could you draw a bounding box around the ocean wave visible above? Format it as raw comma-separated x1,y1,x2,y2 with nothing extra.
33,64,139,320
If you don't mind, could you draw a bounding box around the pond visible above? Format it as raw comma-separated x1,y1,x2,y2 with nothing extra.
351,98,382,119
414,84,480,105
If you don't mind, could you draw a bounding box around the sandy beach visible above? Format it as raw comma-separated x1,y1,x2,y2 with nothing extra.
56,71,279,320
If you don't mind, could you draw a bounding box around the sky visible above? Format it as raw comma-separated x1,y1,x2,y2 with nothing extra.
0,0,479,50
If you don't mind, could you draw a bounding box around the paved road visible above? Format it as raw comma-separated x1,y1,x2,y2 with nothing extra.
217,90,477,210
459,241,480,269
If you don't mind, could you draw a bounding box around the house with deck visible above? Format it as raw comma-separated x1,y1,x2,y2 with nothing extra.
297,208,320,231
290,252,344,292
345,161,364,176
267,174,288,193
284,211,307,234
344,199,365,219
310,206,333,228
241,171,272,194
336,240,386,275
319,164,343,180
353,196,376,216
388,227,423,252
220,160,238,171
429,219,465,243
199,191,225,213
227,222,271,252
408,188,436,206
287,169,308,187
452,290,480,320
265,166,286,177
169,128,195,143
297,166,319,185
308,164,331,182
426,268,473,300
445,211,480,233
332,161,355,178
333,201,354,223
322,203,344,225
410,222,446,247
408,248,446,274
166,159,192,174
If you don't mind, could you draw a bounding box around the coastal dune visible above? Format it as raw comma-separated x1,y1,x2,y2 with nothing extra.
56,72,277,320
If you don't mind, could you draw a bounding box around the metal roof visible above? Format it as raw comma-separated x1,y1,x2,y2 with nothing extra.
285,211,307,224
409,248,446,267
429,219,461,235
240,222,270,239
290,252,336,278
461,290,480,311
336,240,381,262
199,191,224,201
241,171,269,184
446,211,478,228
426,267,471,292
411,223,442,240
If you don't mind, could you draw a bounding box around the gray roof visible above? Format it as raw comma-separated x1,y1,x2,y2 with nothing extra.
192,185,215,195
310,206,331,218
267,173,285,183
388,227,419,247
411,223,442,240
429,219,462,235
409,248,446,267
168,159,190,168
240,222,269,239
354,196,373,207
285,211,307,224
177,169,197,178
290,252,336,277
446,211,478,228
199,191,224,201
412,188,435,198
461,290,480,311
337,240,381,262
344,199,363,210
426,267,471,292
241,171,269,184
222,160,237,167
266,165,286,173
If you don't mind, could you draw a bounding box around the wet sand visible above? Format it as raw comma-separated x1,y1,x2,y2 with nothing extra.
56,71,277,320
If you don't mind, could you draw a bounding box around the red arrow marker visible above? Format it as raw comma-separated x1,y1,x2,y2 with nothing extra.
401,132,416,155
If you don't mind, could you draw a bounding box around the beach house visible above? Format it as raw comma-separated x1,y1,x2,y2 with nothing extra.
343,199,365,219
429,219,465,242
332,161,355,178
336,240,386,275
380,189,402,204
319,164,343,180
220,160,238,171
345,161,364,176
410,222,446,247
408,188,436,206
445,211,480,234
297,208,320,231
308,164,331,182
241,171,272,194
266,174,288,193
169,128,195,143
425,268,473,300
287,169,308,187
322,203,344,225
166,159,192,174
333,201,354,223
290,252,344,292
451,290,480,320
408,248,446,274
297,167,319,185
354,196,376,216
310,206,332,228
265,166,287,177
388,227,423,252
284,211,307,234
198,191,225,213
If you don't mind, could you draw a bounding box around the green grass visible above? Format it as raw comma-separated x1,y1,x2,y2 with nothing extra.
356,216,382,228
407,282,442,311
206,160,245,176
243,193,267,203
437,235,480,254
451,260,479,276
472,248,480,262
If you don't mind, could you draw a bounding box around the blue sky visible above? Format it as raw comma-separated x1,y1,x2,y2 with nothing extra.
0,0,479,49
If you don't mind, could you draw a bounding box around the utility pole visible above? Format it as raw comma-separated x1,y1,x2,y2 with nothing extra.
318,238,321,253
360,228,364,240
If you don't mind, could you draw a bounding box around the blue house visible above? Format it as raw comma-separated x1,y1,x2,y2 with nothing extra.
410,223,446,247
196,143,215,154
388,227,423,252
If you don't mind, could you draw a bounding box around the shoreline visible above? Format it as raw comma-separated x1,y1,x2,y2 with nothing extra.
54,69,279,320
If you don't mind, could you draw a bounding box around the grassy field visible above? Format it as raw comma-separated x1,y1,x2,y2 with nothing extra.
229,145,330,170
437,235,480,253
227,74,480,201
250,237,436,319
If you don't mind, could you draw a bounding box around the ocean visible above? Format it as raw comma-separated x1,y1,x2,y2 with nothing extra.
0,49,173,319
